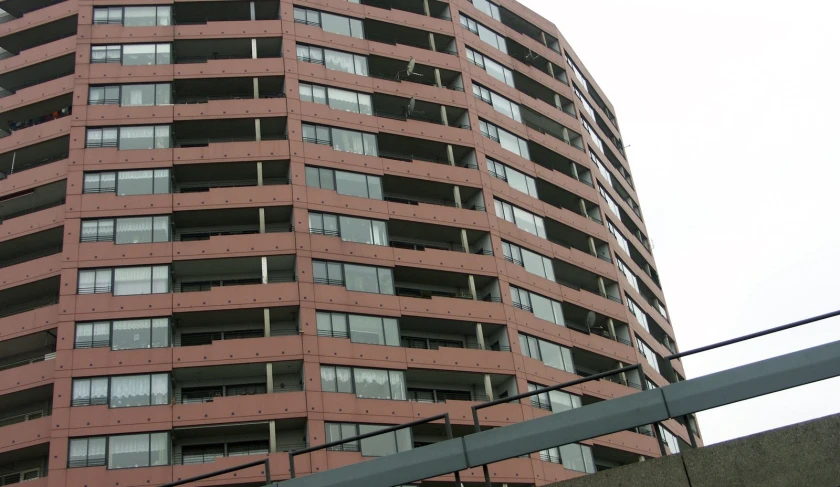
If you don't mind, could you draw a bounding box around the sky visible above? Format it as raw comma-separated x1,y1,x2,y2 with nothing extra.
515,0,840,444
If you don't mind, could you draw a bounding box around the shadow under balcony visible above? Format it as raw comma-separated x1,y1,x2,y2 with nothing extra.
394,266,499,303
0,14,76,59
0,329,56,373
405,369,516,404
173,117,286,148
592,444,646,472
573,347,642,390
172,255,295,292
364,19,456,55
0,444,48,483
173,76,284,104
173,37,282,64
388,218,491,255
508,40,568,87
369,55,463,92
399,315,509,352
173,160,289,193
360,0,450,20
383,175,484,210
173,306,298,347
497,6,560,53
0,54,74,98
0,136,67,179
173,206,292,241
528,141,592,186
534,178,602,224
373,92,470,129
0,180,65,223
0,227,61,270
173,0,279,25
0,277,58,319
173,418,306,465
544,217,612,263
172,361,303,404
0,384,52,429
377,133,476,168
552,259,621,303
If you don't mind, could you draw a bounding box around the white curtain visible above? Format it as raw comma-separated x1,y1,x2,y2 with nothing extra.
320,366,337,392
110,375,151,407
353,368,391,399
335,366,352,393
72,380,90,402
119,126,155,149
116,217,153,244
114,267,152,296
109,434,150,468
91,378,108,400
325,50,354,73
151,374,168,405
331,128,365,155
112,319,150,349
152,266,169,293
388,371,405,400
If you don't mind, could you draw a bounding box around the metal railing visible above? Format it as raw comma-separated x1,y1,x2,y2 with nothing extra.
407,389,489,403
389,239,463,253
175,134,287,148
0,151,68,176
289,413,459,483
0,352,56,372
273,383,304,393
0,295,59,319
0,408,50,428
0,198,64,223
395,287,473,300
0,245,62,269
176,228,260,241
71,396,108,407
176,278,262,292
160,458,270,487
5,106,71,134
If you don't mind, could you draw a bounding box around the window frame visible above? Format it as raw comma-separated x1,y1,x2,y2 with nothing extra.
90,43,171,65
304,165,384,200
77,265,170,296
89,83,172,107
83,169,171,195
71,373,170,408
85,125,172,150
298,82,373,115
324,422,412,457
308,211,388,246
74,318,171,350
316,311,400,346
93,6,172,26
80,215,170,244
320,365,406,400
68,432,172,469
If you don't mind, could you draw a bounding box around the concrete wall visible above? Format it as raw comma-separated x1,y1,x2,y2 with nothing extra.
547,413,840,487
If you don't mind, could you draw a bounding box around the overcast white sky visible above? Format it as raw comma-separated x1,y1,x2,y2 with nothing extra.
515,0,840,444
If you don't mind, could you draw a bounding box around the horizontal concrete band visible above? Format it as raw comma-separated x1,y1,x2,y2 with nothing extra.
275,338,840,487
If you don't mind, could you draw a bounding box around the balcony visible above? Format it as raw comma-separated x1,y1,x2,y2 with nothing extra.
173,117,286,148
0,444,48,484
521,106,584,151
394,266,499,303
369,54,463,92
172,419,306,466
361,0,450,19
563,302,632,347
0,135,67,180
399,315,510,352
0,13,75,60
173,0,279,25
507,38,568,86
387,218,491,255
405,369,516,404
0,52,74,98
574,348,643,390
377,133,476,168
173,76,284,104
592,443,647,471
0,0,65,18
537,215,612,264
528,141,593,188
0,227,61,269
0,180,64,225
522,177,603,224
173,160,289,193
173,37,282,64
373,92,470,129
0,94,70,138
0,384,51,430
364,19,456,55
0,276,58,319
172,206,292,242
550,259,621,304
172,255,295,293
173,361,303,404
0,330,55,374
383,175,484,211
173,306,298,347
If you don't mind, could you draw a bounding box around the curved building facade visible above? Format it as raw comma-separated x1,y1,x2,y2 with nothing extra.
0,0,696,485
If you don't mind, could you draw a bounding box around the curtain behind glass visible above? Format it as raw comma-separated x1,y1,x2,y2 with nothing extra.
151,374,168,405
114,266,152,295
124,7,156,26
112,319,150,349
325,50,354,73
348,315,384,344
344,264,379,293
331,128,365,155
116,217,153,244
353,368,391,399
388,371,405,400
109,434,150,468
110,375,151,407
119,126,155,150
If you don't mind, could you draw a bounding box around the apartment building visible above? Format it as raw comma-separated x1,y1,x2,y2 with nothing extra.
0,0,695,485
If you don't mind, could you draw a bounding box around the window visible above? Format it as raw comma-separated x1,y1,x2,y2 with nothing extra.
607,220,630,255
305,166,383,199
480,120,529,159
486,159,536,197
313,260,394,294
317,311,400,346
309,212,388,246
325,422,412,457
627,297,649,332
461,15,507,53
296,44,324,64
574,85,596,119
559,444,596,473
503,242,555,281
90,83,171,106
72,373,169,408
466,47,514,87
527,383,581,412
91,44,171,65
659,425,681,454
68,437,107,467
93,6,172,26
494,199,546,238
83,169,170,195
75,318,170,350
88,85,120,105
78,265,169,296
590,151,611,186
637,336,660,373
302,123,378,156
472,83,492,104
599,184,621,219
86,126,171,150
81,216,170,244
471,0,500,20
616,258,639,292
511,287,565,325
299,82,373,115
566,55,588,90
295,7,364,38
297,44,368,75
519,333,575,373
581,117,604,153
321,366,406,400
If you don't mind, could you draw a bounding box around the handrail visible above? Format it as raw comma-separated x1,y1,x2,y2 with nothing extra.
0,351,56,372
0,408,50,428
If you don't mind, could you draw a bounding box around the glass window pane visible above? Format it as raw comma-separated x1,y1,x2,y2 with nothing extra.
75,324,93,347
339,216,373,245
332,313,348,336
362,133,378,156
328,87,360,113
325,423,341,443
155,84,171,105
335,171,369,198
122,44,156,65
305,166,320,187
116,217,153,244
358,425,396,456
112,319,151,350
388,370,405,400
349,315,384,345
353,55,368,76
151,318,169,347
110,375,151,407
322,13,351,37
156,6,172,26
149,432,169,466
377,268,394,294
319,168,335,190
313,86,327,105
124,7,156,26
312,261,327,283
325,50,354,73
109,433,151,469
154,125,171,148
321,366,337,392
153,169,171,194
114,266,152,296
152,265,169,293
559,444,586,472
153,216,169,242
69,438,90,465
353,368,391,399
119,126,155,150
121,84,155,106
316,312,332,336
357,93,372,115
336,366,353,393
349,19,364,38
332,128,365,154
371,221,388,246
366,176,383,200
345,264,380,293
155,44,171,64
382,318,399,346
151,374,168,405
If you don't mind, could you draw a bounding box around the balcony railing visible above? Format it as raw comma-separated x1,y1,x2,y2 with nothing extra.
175,134,287,148
71,396,108,407
396,287,472,300
176,53,281,64
0,245,62,269
177,278,262,292
0,352,56,372
384,192,484,211
0,198,65,223
177,228,260,242
0,152,68,177
0,295,59,318
178,329,264,347
4,106,72,136
273,383,303,393
0,408,51,428
175,93,285,104
407,389,489,403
